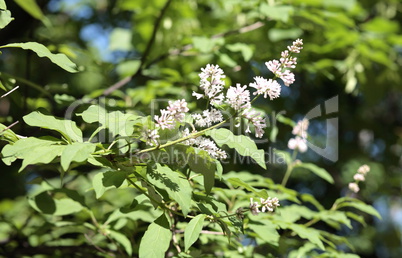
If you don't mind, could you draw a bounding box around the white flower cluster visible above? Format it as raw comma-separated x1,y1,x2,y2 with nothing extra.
182,128,227,160
192,108,223,127
348,164,370,193
265,39,303,86
249,197,280,216
142,129,160,146
193,64,225,106
288,118,309,153
154,99,189,130
249,77,281,100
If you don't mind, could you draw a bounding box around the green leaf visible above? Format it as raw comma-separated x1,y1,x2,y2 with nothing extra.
60,142,96,171
316,210,352,229
295,163,334,184
186,147,217,194
29,191,83,216
205,128,266,169
109,230,133,256
0,42,78,72
1,137,63,166
23,111,82,143
0,123,19,143
226,43,253,61
139,214,172,258
0,8,13,29
109,28,133,51
20,145,66,172
260,4,294,22
0,0,6,9
275,221,325,250
148,164,192,216
248,221,280,246
226,177,268,199
79,105,139,137
92,171,128,199
13,0,44,20
336,197,381,219
184,214,206,251
192,36,224,53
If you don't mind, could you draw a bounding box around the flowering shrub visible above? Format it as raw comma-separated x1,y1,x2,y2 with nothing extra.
0,2,383,257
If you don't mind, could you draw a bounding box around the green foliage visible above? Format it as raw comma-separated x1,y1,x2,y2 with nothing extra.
0,0,398,257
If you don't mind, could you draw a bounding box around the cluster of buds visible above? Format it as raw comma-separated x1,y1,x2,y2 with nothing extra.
288,118,309,153
249,197,280,216
348,164,370,193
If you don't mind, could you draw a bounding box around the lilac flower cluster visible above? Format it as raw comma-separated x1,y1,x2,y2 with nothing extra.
249,197,280,215
265,39,303,86
192,64,225,106
145,39,303,158
348,164,370,193
154,99,189,130
288,118,309,153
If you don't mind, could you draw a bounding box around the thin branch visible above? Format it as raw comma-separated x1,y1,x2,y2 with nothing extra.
0,121,19,135
101,20,265,97
101,0,173,97
1,85,19,98
175,229,224,235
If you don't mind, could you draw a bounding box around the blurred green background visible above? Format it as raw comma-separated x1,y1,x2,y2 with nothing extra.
0,0,401,257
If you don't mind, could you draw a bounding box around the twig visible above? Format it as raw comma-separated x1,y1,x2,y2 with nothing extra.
101,20,265,97
174,229,224,236
1,85,19,98
101,0,173,97
0,121,19,135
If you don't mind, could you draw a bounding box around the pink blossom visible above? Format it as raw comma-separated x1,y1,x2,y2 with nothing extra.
226,84,251,111
288,136,308,153
249,76,281,100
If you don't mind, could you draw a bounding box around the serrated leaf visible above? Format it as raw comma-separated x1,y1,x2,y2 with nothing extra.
23,111,82,143
184,214,206,251
13,0,44,20
206,128,266,169
109,230,133,256
295,163,334,184
148,164,192,216
226,177,268,199
60,142,96,171
139,214,172,258
79,105,139,138
0,42,77,72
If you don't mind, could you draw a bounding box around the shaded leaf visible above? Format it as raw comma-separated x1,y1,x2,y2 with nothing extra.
0,42,78,72
295,163,334,184
109,230,133,256
226,177,268,199
92,171,128,199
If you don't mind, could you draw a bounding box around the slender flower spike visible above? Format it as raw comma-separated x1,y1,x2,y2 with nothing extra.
292,118,309,138
194,64,226,106
249,198,261,216
249,197,280,216
142,129,160,146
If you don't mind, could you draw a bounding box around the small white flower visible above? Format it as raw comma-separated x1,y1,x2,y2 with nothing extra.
154,109,175,130
249,198,261,216
288,136,308,153
142,129,160,146
292,118,309,138
348,182,360,193
280,70,295,86
353,173,365,181
287,38,303,53
265,59,281,76
357,164,370,175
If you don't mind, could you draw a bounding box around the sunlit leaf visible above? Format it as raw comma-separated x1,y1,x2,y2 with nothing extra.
60,142,96,171
184,214,206,251
295,163,334,184
206,128,266,169
139,214,172,258
13,0,44,20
